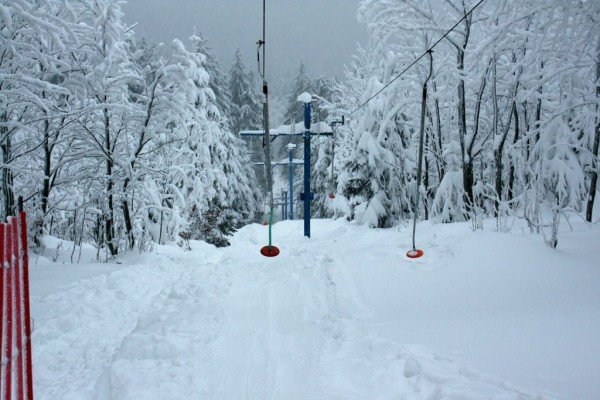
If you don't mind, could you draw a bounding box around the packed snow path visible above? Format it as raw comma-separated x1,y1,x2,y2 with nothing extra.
30,219,600,399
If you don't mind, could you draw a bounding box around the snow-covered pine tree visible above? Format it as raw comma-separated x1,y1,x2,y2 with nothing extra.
229,49,262,135
332,0,439,227
168,40,259,246
228,49,265,196
285,63,313,123
189,32,233,127
318,47,371,221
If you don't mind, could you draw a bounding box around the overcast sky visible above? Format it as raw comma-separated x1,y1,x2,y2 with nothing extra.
122,0,367,85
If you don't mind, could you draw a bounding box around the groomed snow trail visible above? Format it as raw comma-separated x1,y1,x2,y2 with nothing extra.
32,219,600,399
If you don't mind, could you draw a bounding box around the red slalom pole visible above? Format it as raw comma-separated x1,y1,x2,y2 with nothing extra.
12,219,24,400
0,223,5,391
19,211,34,400
4,219,14,400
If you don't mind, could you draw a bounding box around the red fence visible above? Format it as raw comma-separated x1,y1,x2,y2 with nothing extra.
1,211,34,400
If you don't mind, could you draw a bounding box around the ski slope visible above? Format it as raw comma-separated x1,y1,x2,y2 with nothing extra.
30,218,600,399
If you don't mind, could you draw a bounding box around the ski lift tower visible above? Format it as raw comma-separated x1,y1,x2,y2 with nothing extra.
253,147,303,221
240,92,333,238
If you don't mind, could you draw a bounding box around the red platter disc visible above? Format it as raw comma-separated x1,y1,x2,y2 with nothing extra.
406,249,424,258
260,245,280,257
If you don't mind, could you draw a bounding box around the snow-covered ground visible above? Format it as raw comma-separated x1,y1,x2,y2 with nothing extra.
30,218,600,399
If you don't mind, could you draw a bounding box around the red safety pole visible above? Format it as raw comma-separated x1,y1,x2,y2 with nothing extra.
19,211,34,400
4,219,14,400
11,219,24,400
0,223,5,394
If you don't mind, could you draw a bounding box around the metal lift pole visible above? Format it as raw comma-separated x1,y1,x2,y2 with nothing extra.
259,0,279,257
288,144,295,220
302,101,313,238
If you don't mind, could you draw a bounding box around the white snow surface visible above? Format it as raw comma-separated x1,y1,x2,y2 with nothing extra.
31,218,600,399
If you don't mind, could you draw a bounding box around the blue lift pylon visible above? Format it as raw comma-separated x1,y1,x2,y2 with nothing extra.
241,92,333,238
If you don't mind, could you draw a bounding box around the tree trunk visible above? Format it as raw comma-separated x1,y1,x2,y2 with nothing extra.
467,60,491,217
122,177,135,250
456,11,473,213
457,48,472,208
586,42,600,222
41,117,51,216
32,114,53,247
535,61,544,144
550,206,560,249
494,104,515,217
1,118,15,219
508,102,520,203
104,107,117,256
492,55,500,215
432,79,445,182
118,77,161,250
424,127,430,220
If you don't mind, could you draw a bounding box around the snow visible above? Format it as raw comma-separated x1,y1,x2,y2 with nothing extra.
241,121,333,136
254,158,304,166
297,92,312,103
31,218,600,399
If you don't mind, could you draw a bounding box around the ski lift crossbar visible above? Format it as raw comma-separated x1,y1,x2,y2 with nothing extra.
240,121,334,138
240,130,333,137
254,159,304,166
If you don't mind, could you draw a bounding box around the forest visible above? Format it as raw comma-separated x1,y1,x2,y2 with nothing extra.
1,0,598,257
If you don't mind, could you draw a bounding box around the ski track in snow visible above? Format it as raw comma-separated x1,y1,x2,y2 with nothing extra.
31,219,600,399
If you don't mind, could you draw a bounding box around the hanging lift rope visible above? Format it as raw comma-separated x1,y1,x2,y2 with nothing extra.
329,137,336,199
257,0,279,257
407,51,433,259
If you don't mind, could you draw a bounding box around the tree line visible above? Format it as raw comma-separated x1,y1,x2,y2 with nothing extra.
2,0,598,255
310,0,599,248
0,0,266,255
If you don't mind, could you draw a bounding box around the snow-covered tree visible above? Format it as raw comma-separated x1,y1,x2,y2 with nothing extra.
228,48,265,195
189,32,233,126
229,48,262,135
325,0,598,246
166,39,259,246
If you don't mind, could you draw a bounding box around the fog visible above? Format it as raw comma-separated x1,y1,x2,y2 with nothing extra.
122,0,367,84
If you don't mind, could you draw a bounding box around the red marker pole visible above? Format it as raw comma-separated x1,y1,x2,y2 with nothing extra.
19,211,34,400
0,223,5,393
12,219,24,400
4,219,14,400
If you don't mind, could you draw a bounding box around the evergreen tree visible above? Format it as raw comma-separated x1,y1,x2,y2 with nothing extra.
189,32,233,126
171,40,259,246
229,48,265,195
229,49,262,135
